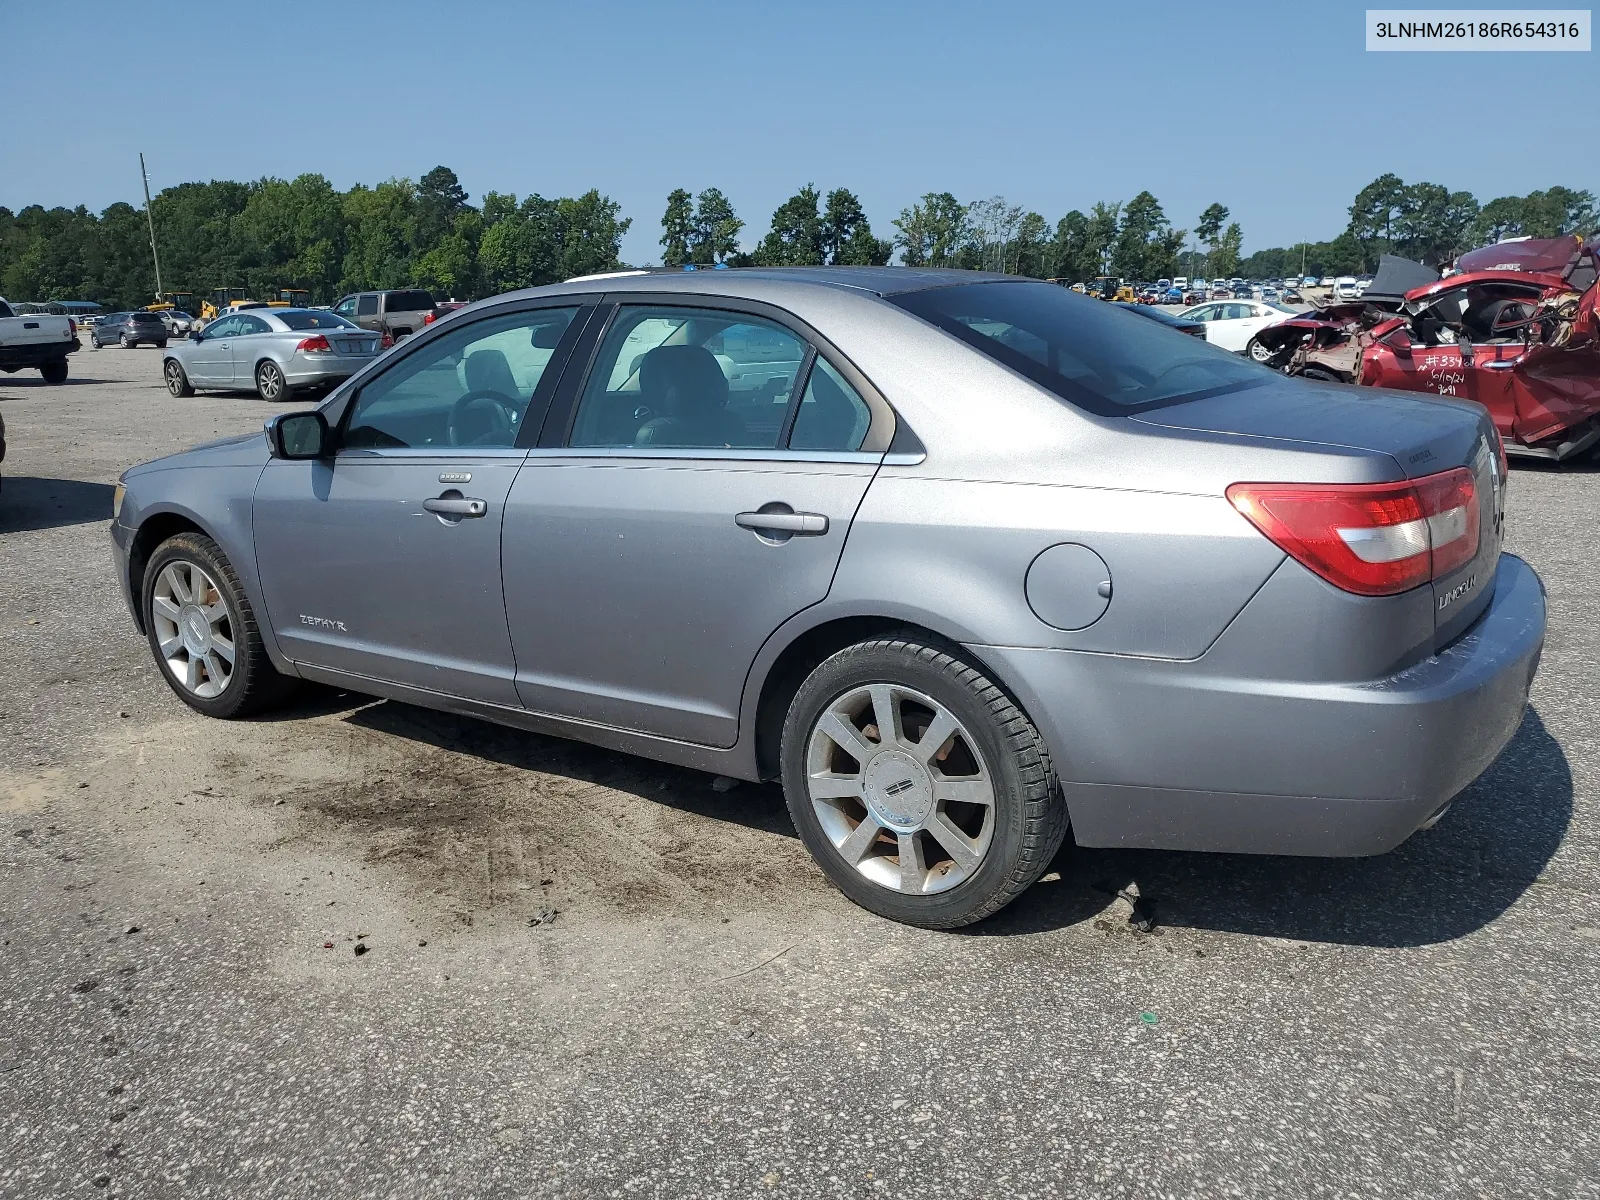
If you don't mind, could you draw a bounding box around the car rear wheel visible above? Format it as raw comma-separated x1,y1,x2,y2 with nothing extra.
255,360,291,402
40,359,68,385
121,334,133,348
164,358,195,397
780,636,1068,929
1247,337,1273,363
143,532,295,719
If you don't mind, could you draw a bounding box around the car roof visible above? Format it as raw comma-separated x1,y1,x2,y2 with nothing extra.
514,266,1019,304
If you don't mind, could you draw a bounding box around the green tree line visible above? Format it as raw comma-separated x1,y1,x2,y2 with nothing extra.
0,166,630,309
4,165,1596,309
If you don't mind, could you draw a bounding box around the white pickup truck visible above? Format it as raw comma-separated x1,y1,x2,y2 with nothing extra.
0,297,79,383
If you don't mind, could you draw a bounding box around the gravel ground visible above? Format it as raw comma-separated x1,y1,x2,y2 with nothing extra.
1,343,1597,1199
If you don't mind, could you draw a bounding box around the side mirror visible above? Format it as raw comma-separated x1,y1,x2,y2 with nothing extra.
266,410,333,459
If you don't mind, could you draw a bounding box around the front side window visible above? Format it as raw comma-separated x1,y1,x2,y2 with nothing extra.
342,307,580,450
568,306,808,450
893,281,1268,414
204,316,242,338
334,298,357,318
235,314,271,335
356,295,379,317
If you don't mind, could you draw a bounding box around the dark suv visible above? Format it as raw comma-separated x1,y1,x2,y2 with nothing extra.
93,310,169,349
330,289,439,342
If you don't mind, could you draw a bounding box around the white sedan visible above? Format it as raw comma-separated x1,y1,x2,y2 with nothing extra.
1177,299,1298,356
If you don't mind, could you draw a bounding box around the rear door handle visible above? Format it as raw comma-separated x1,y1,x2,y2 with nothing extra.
424,496,488,518
736,510,828,534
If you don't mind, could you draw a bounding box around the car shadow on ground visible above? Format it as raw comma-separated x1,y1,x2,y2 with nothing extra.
982,705,1571,948
309,694,802,842
0,477,115,534
261,690,1569,949
0,373,114,387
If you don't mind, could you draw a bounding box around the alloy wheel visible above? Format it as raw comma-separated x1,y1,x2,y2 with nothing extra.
805,683,995,895
150,560,235,699
165,361,184,395
1248,338,1273,363
257,363,283,400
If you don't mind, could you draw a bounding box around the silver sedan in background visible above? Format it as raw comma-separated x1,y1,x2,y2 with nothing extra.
162,308,382,401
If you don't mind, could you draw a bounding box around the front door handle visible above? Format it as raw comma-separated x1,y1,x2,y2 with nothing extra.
424,496,488,518
736,510,828,535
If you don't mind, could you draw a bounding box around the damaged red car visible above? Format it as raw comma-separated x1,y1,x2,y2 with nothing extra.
1254,235,1600,461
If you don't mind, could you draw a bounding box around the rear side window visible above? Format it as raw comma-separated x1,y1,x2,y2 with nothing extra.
276,310,358,330
235,315,271,334
568,306,808,450
384,291,435,312
356,295,378,317
790,359,870,452
892,281,1269,414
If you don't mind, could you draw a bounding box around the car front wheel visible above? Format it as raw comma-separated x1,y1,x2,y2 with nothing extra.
164,358,195,397
780,636,1068,929
142,532,295,719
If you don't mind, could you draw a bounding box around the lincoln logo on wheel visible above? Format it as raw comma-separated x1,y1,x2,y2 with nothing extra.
883,778,916,797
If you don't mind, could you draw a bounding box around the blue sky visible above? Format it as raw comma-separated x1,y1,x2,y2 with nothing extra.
3,0,1592,264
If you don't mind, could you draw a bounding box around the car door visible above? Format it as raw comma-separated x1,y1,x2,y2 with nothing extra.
251,302,590,703
500,298,885,747
333,296,359,324
189,315,239,384
355,294,380,334
1206,302,1253,351
228,313,273,386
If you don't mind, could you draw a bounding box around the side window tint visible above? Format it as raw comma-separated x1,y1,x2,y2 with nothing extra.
789,359,870,452
568,306,807,450
334,298,356,318
342,307,579,451
356,295,379,317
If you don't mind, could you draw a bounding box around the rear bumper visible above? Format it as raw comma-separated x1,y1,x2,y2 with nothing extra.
0,338,79,367
283,356,371,387
974,554,1546,856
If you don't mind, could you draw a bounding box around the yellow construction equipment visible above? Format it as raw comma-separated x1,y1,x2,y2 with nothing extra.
269,288,311,308
200,288,255,321
144,291,195,315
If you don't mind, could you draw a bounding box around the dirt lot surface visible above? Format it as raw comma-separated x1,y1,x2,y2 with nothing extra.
2,344,1597,1198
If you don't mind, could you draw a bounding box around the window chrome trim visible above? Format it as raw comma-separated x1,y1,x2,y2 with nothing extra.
521,446,885,465
333,446,532,462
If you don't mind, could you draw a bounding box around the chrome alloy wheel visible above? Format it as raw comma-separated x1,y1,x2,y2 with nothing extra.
1248,338,1273,363
150,561,235,698
164,360,185,393
256,362,284,400
805,683,995,895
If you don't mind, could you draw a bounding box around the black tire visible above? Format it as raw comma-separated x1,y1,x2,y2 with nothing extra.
142,532,296,719
156,339,168,349
39,359,68,385
1299,366,1345,383
1246,337,1273,363
255,359,292,402
121,334,133,348
164,357,195,397
780,636,1068,929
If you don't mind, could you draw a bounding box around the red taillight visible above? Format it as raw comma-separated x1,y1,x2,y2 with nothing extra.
1227,467,1479,597
424,310,436,324
296,334,331,353
380,332,394,349
1493,428,1509,480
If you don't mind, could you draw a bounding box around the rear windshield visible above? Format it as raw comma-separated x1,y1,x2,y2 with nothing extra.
892,281,1270,414
275,310,359,331
131,311,163,321
384,290,435,312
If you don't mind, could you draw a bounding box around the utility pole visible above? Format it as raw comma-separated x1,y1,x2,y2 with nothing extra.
139,152,164,302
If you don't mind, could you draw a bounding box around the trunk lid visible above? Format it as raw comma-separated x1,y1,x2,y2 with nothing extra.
1136,379,1503,640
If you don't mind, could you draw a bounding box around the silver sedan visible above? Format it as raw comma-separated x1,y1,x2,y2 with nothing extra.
113,269,1544,928
162,308,382,401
